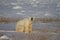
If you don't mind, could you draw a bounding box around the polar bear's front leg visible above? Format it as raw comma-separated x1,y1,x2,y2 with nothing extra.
16,25,24,32
28,23,32,33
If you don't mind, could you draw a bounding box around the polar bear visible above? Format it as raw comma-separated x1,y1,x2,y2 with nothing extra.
16,17,34,33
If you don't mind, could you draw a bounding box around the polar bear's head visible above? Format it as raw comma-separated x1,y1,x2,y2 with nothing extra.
28,17,35,22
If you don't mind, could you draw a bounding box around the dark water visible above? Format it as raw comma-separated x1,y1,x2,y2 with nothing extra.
0,22,60,30
0,23,16,30
33,22,60,30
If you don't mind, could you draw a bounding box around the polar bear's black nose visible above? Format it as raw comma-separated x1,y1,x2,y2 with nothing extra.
31,17,33,21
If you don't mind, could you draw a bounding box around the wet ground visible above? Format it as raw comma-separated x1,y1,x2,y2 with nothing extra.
0,31,60,40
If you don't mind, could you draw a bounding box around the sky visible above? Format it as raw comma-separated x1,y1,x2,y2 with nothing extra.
0,0,60,18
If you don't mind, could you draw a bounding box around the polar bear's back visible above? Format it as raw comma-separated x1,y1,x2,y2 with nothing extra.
17,19,26,25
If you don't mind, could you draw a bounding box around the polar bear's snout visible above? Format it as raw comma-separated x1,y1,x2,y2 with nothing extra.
31,17,33,21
